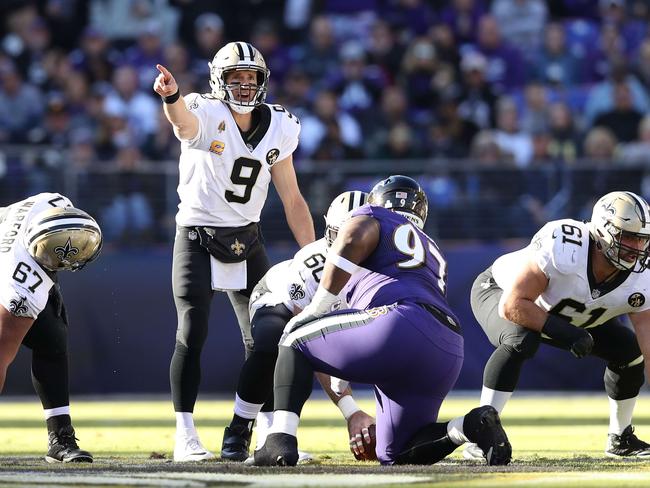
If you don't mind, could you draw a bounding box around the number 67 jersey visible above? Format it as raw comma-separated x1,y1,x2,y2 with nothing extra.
0,193,70,318
492,218,650,328
175,95,301,227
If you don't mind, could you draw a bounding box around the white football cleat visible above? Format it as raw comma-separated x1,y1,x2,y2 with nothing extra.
243,449,313,466
174,435,215,462
462,442,485,461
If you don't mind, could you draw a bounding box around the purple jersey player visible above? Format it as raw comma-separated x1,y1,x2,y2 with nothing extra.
253,175,512,467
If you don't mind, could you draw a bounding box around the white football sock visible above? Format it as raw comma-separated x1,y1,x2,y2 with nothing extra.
480,386,512,414
175,412,196,437
44,406,70,419
447,416,470,445
268,410,299,437
233,393,263,420
255,411,273,449
609,396,637,435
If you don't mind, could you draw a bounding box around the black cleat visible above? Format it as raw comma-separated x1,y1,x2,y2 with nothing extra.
45,426,93,463
221,424,253,461
606,425,650,458
463,406,511,466
253,433,299,466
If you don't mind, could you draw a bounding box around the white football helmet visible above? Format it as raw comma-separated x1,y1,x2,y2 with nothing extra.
589,191,650,272
208,41,270,114
324,191,368,246
25,207,103,272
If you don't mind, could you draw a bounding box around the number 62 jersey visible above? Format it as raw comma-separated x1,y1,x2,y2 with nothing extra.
0,193,71,318
175,96,301,228
492,218,650,328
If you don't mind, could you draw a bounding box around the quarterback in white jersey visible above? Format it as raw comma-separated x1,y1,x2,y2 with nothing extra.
0,192,101,463
465,191,650,460
221,191,377,463
154,41,315,462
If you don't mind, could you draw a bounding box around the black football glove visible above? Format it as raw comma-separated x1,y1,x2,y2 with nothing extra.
542,314,594,359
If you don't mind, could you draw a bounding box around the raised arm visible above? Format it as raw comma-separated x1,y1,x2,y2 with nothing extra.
153,64,199,141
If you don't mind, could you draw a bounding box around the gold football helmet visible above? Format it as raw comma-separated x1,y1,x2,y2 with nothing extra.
589,191,650,272
25,207,102,272
208,41,269,114
324,191,368,247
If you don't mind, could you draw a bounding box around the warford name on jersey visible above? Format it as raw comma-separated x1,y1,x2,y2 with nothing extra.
0,193,71,318
176,95,301,227
492,218,650,329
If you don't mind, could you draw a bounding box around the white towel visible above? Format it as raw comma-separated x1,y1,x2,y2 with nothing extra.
210,256,247,291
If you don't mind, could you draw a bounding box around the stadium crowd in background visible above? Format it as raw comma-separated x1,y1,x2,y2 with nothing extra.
2,0,650,242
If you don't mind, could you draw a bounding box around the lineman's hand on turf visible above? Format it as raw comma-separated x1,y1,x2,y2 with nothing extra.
348,411,377,461
153,64,178,97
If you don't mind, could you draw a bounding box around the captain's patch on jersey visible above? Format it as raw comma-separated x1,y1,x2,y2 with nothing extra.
266,148,280,165
209,140,225,155
628,292,645,307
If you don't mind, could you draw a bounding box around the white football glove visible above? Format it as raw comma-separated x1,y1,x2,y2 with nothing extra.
282,287,341,337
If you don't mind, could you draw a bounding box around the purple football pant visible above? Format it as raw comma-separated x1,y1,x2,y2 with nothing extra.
282,302,464,464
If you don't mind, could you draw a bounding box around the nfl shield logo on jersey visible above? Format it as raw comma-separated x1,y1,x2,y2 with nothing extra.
188,230,198,241
628,292,645,307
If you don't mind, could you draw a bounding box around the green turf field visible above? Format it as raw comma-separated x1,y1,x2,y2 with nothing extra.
2,394,650,487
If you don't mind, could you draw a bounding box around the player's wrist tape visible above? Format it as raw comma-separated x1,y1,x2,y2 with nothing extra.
326,252,360,274
162,90,180,104
542,314,583,343
310,286,341,316
337,395,361,420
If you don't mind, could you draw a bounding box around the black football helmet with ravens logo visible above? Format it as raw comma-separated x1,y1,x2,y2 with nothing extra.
368,175,428,229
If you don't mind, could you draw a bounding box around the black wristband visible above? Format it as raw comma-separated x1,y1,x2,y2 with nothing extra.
162,90,180,104
542,314,583,344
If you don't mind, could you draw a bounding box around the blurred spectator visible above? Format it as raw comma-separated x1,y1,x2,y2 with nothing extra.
100,145,155,245
491,0,548,57
30,95,72,147
1,4,39,78
365,85,410,154
367,19,405,83
299,89,362,158
312,120,364,161
530,22,581,86
371,122,424,159
470,130,510,165
547,102,581,163
618,115,650,165
519,82,549,134
473,15,525,93
103,66,158,147
329,41,385,122
582,22,627,83
68,27,122,85
494,97,534,167
277,67,313,117
293,15,340,85
440,0,486,45
583,126,618,160
593,82,643,142
188,12,224,92
89,0,179,45
457,51,498,129
122,20,166,92
381,0,436,37
427,90,479,159
531,129,552,163
0,62,44,143
42,0,89,51
143,109,181,161
632,38,650,91
584,58,650,126
598,0,647,58
251,21,293,85
429,23,460,67
399,37,439,113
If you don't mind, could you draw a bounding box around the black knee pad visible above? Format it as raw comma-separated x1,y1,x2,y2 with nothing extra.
508,330,540,359
604,361,645,400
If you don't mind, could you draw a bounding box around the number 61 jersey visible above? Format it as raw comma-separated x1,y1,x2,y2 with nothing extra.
0,193,70,318
175,95,301,227
492,218,650,328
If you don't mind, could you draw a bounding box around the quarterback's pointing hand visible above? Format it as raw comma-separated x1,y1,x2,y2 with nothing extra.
153,64,178,97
